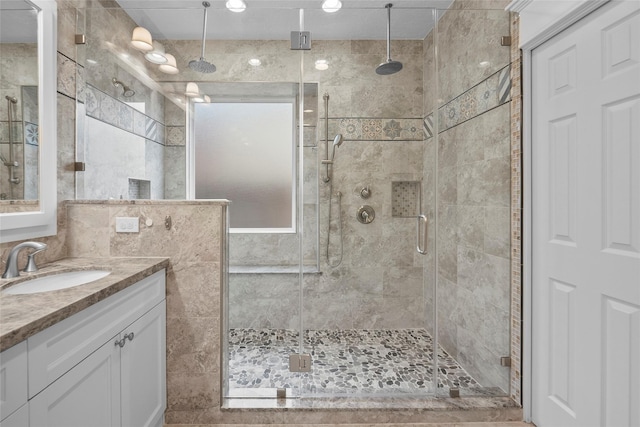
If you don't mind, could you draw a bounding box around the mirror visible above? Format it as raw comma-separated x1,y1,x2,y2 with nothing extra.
0,0,57,243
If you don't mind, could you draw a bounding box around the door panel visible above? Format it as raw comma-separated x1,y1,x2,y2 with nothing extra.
532,2,640,426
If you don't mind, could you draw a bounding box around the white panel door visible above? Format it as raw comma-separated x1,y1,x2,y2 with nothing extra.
532,1,640,426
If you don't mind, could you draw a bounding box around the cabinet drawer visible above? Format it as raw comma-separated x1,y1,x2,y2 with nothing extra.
0,342,27,422
28,270,165,398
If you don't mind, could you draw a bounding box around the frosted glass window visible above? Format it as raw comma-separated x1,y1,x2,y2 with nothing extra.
194,101,295,231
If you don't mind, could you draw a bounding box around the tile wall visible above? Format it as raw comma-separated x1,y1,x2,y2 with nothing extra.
422,0,514,393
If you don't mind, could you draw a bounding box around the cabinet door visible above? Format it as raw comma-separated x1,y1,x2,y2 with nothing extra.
121,302,166,427
29,338,120,427
0,404,28,427
0,342,27,422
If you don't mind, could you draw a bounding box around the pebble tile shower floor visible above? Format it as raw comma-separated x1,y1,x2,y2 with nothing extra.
228,328,490,396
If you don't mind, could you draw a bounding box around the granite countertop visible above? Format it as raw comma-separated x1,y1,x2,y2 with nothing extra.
0,257,169,352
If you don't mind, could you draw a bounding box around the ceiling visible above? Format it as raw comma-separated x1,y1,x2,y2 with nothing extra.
116,0,455,41
0,1,38,43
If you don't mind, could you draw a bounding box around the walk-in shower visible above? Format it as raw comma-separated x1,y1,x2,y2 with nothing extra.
75,0,516,413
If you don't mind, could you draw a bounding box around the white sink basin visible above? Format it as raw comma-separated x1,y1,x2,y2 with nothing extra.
3,270,111,295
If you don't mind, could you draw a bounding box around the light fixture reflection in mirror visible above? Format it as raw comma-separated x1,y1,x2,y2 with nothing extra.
131,26,153,51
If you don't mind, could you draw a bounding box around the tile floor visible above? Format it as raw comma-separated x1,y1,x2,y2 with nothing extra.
228,329,501,397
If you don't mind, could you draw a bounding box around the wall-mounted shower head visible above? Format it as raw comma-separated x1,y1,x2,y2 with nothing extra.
5,96,17,104
112,78,135,97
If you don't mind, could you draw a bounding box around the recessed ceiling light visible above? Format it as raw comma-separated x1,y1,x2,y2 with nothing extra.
322,0,342,13
248,58,261,67
315,59,329,70
479,61,490,68
226,0,246,12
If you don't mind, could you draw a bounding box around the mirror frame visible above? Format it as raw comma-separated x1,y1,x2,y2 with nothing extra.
0,0,57,243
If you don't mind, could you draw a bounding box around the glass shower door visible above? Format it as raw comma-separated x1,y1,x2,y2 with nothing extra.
298,5,439,398
433,6,512,397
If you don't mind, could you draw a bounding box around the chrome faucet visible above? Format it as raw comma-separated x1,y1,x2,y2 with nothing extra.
2,241,48,279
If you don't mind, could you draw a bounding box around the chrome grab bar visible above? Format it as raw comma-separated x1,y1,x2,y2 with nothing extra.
416,214,428,255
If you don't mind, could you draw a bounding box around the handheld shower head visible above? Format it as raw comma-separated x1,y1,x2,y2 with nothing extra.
333,134,343,148
330,134,344,160
5,96,17,104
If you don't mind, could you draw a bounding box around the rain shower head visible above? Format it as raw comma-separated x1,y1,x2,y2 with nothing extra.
376,3,403,75
189,2,216,73
112,78,135,97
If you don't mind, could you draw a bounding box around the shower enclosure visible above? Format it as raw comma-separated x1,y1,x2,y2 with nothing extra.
74,0,515,405
214,3,514,401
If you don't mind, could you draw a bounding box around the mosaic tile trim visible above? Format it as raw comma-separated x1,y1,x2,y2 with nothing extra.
84,84,165,145
128,178,151,199
330,118,423,141
392,181,421,217
228,328,491,396
424,64,512,138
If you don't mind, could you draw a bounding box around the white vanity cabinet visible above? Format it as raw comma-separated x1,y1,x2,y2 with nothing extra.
0,342,28,424
0,269,166,427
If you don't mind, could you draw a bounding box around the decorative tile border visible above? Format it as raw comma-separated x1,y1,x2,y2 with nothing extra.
84,84,165,145
329,118,424,141
424,64,513,138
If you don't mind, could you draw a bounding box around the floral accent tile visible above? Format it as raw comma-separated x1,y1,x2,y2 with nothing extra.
384,119,402,139
166,126,186,146
339,118,362,139
435,63,512,133
24,122,38,146
362,119,384,139
331,118,423,141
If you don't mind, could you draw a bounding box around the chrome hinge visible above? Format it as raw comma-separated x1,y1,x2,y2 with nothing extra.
75,34,86,45
289,354,312,372
290,31,311,50
501,36,512,46
501,356,512,367
74,161,85,172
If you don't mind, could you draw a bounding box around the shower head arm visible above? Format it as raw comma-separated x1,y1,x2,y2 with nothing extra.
385,3,392,62
199,1,210,59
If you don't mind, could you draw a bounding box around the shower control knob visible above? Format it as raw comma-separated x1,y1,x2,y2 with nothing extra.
357,205,375,224
360,186,371,199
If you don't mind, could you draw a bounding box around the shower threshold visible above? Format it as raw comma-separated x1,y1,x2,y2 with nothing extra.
226,328,512,409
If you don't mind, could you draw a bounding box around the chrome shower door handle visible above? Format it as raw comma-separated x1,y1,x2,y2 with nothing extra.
416,214,428,255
